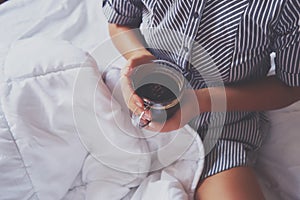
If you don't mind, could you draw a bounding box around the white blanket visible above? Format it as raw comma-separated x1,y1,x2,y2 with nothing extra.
1,0,300,200
1,36,204,200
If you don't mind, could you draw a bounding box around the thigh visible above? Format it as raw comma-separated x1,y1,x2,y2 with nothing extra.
195,166,265,200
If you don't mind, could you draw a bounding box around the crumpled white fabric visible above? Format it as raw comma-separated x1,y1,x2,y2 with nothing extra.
0,37,204,200
1,37,90,200
2,0,300,199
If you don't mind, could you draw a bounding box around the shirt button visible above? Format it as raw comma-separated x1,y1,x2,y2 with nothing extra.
193,12,199,19
183,46,189,52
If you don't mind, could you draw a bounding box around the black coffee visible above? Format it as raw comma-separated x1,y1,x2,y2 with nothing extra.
134,73,179,103
134,73,180,122
135,83,175,102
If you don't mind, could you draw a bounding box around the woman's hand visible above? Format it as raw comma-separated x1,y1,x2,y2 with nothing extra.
144,89,201,132
120,50,156,122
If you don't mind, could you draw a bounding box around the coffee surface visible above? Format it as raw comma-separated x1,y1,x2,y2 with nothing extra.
134,73,179,103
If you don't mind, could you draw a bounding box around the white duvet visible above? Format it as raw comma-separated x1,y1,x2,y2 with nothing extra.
1,0,300,200
0,36,204,200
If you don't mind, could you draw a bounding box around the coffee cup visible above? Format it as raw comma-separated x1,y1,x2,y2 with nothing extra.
131,60,185,127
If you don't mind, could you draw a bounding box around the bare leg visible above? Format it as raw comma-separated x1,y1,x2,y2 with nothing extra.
195,166,265,200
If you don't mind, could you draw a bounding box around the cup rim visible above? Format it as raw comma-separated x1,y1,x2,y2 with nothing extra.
131,59,185,110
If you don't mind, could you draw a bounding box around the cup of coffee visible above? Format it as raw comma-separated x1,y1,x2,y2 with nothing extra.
130,60,185,127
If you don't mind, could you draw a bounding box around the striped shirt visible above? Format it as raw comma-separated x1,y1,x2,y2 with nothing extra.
103,0,300,177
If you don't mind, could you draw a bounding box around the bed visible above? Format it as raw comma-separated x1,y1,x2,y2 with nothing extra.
0,0,299,199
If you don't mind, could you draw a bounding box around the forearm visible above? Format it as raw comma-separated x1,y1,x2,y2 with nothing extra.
197,75,300,113
108,23,156,117
108,23,153,59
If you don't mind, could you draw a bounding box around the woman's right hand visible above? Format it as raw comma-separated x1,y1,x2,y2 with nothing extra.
120,51,156,123
144,89,201,132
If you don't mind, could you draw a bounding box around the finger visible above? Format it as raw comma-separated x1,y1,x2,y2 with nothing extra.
139,118,151,128
141,109,152,121
127,55,154,68
121,65,133,77
131,105,145,116
122,59,142,76
131,93,144,108
120,74,144,111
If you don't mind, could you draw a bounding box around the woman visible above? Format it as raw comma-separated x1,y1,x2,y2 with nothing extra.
102,0,300,199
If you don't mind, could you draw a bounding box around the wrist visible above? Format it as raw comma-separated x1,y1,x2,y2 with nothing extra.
125,49,155,61
181,89,202,119
195,88,211,114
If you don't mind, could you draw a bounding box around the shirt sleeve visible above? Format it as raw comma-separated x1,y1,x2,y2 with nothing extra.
102,0,143,27
273,0,300,87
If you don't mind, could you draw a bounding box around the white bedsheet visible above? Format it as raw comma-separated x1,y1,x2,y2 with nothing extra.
1,0,300,200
